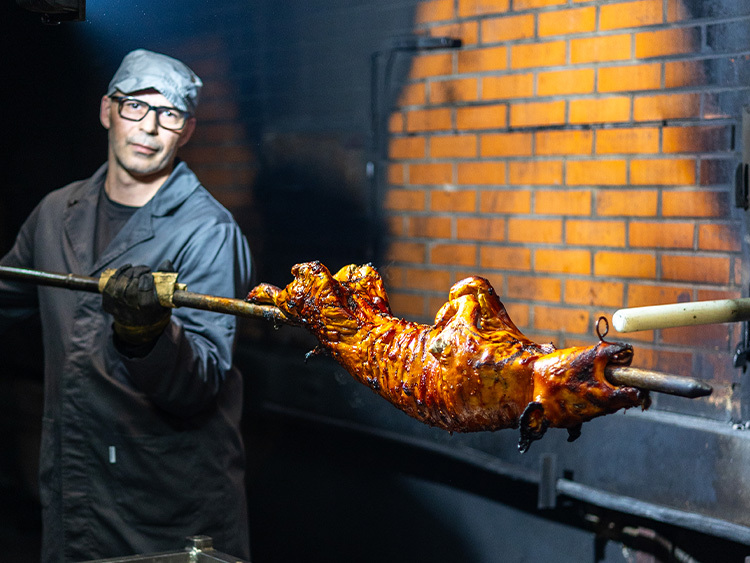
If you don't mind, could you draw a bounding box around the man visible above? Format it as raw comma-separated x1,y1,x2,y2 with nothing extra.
0,49,252,561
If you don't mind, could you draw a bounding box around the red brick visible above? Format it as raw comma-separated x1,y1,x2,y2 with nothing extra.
481,15,535,43
389,293,427,319
456,217,506,241
431,22,480,47
659,324,730,349
570,97,631,124
389,112,405,134
507,276,562,302
409,53,454,80
458,46,508,74
629,221,695,249
397,83,427,107
515,0,566,8
535,306,590,334
538,6,596,37
595,128,659,154
662,190,729,218
567,159,627,186
535,249,591,275
407,216,452,239
508,218,563,244
431,244,477,266
430,135,478,159
635,27,700,58
458,162,507,185
537,69,595,96
387,216,405,237
480,247,532,271
663,126,731,153
409,163,453,185
384,189,426,211
698,224,741,252
389,137,427,160
600,0,664,31
631,159,696,185
596,189,658,216
482,73,535,100
566,220,626,247
430,78,479,104
626,283,692,307
628,346,693,376
386,241,426,263
565,279,624,308
511,41,566,69
506,303,530,329
535,190,591,215
416,0,455,25
479,190,532,214
536,130,593,156
510,100,566,128
182,146,254,164
456,104,507,130
404,268,453,291
431,190,477,212
664,60,706,88
661,255,730,284
388,163,405,185
570,35,631,64
509,161,563,185
193,123,247,144
458,0,510,17
634,93,701,121
598,63,661,93
480,132,533,157
406,108,453,132
594,251,657,278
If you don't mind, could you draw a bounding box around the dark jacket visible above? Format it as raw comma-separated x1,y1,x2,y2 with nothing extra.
0,162,252,562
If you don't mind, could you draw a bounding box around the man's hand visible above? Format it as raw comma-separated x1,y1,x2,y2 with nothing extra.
102,262,174,347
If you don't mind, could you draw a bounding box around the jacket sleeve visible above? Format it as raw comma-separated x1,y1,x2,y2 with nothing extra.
115,220,252,416
0,205,41,334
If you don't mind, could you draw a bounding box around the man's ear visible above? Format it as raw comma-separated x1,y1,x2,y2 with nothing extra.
100,95,112,129
177,117,196,148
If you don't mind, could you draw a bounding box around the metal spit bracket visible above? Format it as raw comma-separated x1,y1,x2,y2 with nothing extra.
735,105,750,370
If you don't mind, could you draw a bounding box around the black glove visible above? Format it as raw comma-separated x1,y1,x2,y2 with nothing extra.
102,261,174,347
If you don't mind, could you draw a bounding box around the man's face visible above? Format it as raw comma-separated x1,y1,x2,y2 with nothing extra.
100,89,195,181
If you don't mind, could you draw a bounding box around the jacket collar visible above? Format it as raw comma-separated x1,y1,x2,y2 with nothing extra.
63,161,201,275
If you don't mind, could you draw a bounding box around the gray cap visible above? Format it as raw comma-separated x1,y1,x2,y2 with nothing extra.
106,49,203,114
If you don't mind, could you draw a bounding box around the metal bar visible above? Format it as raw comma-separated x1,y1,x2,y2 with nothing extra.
556,478,750,546
0,265,291,324
171,290,291,324
0,265,100,292
605,366,712,398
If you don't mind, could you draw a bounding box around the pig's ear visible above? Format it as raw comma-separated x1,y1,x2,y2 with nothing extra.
518,401,548,453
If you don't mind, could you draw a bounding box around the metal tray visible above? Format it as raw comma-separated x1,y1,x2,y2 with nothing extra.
81,536,250,563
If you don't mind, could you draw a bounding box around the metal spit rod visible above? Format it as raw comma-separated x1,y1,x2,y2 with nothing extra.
0,265,712,399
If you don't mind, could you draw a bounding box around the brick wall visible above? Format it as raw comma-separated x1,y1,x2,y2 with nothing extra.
382,0,749,420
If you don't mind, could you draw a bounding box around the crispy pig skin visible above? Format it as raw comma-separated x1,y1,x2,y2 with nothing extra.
247,262,649,452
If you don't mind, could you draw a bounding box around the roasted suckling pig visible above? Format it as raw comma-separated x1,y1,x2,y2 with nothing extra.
247,262,649,452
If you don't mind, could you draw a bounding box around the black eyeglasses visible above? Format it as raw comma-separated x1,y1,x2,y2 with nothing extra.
110,96,190,131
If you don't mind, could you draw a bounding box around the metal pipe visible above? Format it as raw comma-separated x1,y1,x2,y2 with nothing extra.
0,265,290,323
605,366,711,398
